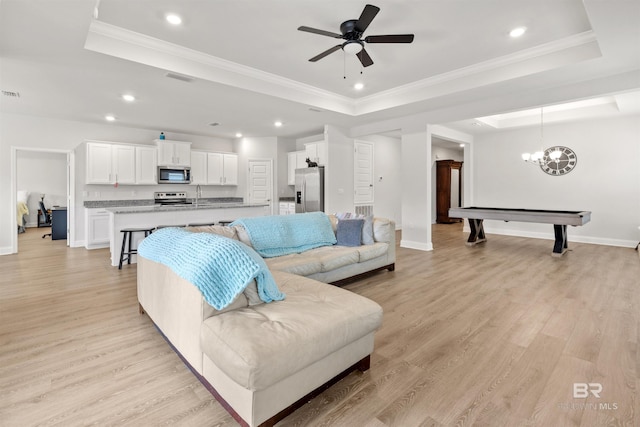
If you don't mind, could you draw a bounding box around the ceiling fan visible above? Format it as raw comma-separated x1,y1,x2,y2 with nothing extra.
298,4,414,67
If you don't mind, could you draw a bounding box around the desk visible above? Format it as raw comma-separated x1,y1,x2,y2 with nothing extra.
51,207,67,240
448,207,591,257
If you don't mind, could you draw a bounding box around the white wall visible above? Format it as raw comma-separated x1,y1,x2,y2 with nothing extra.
16,151,67,227
325,125,354,214
473,114,640,247
276,137,296,199
400,128,433,251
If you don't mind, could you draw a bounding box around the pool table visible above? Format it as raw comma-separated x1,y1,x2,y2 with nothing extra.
448,207,591,257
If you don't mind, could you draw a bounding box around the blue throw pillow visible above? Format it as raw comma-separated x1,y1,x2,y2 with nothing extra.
336,219,364,247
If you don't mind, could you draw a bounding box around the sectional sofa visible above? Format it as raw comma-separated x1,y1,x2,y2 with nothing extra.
137,214,395,426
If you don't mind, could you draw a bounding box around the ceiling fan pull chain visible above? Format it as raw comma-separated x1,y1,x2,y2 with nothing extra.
343,51,346,79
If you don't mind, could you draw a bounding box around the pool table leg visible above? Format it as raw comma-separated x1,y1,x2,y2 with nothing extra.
552,224,568,257
466,218,487,246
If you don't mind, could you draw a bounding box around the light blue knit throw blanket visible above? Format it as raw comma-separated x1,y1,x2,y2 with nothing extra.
231,212,337,258
138,228,285,310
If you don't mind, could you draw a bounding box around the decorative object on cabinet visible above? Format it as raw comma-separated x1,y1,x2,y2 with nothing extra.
436,160,463,224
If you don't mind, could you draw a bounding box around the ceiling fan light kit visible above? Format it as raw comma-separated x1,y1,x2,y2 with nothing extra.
298,4,414,68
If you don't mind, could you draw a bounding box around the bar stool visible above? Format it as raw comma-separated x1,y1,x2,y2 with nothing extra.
119,227,154,269
218,220,234,226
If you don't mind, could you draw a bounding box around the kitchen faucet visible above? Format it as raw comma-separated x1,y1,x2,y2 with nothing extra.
195,184,201,207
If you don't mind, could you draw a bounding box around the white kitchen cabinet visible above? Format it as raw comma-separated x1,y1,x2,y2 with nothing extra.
86,142,113,184
135,145,157,184
287,150,307,185
85,208,110,249
207,153,238,185
112,145,136,184
86,142,135,185
304,141,326,166
155,139,191,167
190,150,208,185
223,153,238,185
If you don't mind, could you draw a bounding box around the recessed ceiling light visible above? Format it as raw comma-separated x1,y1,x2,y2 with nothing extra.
509,27,527,38
459,143,465,147
105,115,116,121
166,14,182,25
235,133,243,138
122,94,135,102
274,121,283,127
354,82,364,90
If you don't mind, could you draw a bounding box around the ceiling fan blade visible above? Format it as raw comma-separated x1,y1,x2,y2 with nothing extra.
355,4,380,33
309,45,343,62
365,34,415,43
298,26,343,39
356,48,374,67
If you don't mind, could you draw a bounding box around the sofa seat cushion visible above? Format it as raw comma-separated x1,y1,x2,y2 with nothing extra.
306,245,361,272
357,242,389,262
263,254,322,276
200,270,383,391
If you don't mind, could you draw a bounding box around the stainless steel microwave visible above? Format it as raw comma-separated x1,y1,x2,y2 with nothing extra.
157,166,191,184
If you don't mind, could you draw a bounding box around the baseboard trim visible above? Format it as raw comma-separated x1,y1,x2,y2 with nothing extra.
0,246,14,255
400,240,433,251
482,226,638,249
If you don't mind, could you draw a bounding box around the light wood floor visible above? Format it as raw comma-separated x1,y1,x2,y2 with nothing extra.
1,225,638,426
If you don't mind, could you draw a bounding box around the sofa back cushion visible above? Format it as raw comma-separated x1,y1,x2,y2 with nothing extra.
185,225,239,240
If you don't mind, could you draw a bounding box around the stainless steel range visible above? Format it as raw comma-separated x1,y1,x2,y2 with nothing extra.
154,191,192,206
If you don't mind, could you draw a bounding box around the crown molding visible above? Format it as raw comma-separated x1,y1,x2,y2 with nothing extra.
354,31,601,115
85,20,357,114
86,20,601,118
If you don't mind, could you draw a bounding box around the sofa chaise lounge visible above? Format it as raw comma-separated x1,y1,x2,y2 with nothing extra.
137,214,395,426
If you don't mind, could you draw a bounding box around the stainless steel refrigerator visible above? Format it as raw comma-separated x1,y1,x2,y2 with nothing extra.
295,166,325,213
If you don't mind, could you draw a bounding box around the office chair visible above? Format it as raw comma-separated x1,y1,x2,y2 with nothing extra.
39,200,52,239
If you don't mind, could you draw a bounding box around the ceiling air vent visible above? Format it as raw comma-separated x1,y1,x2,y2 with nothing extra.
2,90,21,98
165,72,194,83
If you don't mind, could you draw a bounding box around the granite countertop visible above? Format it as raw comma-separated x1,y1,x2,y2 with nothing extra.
84,197,243,209
279,197,295,202
104,202,268,214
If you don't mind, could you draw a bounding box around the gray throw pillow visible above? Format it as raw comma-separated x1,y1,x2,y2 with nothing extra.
336,219,364,247
362,215,374,245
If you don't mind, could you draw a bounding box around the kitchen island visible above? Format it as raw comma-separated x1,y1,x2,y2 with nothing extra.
107,202,269,267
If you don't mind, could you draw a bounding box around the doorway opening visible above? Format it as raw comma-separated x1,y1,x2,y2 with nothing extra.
11,147,75,254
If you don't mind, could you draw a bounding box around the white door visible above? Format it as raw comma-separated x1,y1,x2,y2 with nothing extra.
354,141,374,204
248,159,272,212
